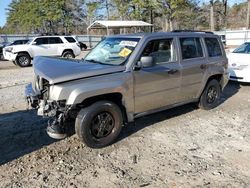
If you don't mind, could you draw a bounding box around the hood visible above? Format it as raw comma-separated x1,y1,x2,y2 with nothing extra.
33,56,125,84
4,44,30,52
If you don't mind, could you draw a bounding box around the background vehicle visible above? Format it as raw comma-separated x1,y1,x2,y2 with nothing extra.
228,42,250,82
26,31,228,148
79,41,87,50
0,40,29,60
0,44,4,60
3,36,81,67
8,39,29,46
0,42,10,60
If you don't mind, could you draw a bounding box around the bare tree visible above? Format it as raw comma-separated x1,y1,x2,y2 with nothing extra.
222,0,227,28
210,0,215,31
247,0,250,29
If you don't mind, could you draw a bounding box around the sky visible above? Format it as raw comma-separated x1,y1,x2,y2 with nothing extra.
0,0,12,27
0,0,248,27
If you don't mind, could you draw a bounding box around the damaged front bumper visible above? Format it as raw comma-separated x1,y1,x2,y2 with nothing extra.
25,83,75,117
25,83,76,139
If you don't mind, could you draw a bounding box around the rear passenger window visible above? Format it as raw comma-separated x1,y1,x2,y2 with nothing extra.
205,38,222,57
180,37,203,59
141,39,176,64
64,37,76,43
49,37,63,44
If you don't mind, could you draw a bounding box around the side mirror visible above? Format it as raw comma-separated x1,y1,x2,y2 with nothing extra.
140,56,154,68
32,41,37,45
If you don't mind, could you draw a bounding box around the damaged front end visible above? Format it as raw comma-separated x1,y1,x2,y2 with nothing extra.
25,76,75,139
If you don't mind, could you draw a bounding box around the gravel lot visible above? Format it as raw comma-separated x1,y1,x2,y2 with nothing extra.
0,53,249,187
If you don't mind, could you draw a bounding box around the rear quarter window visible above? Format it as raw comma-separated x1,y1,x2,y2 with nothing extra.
205,38,222,57
64,37,76,43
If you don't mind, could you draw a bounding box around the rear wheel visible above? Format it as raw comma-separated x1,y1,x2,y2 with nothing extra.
199,79,221,110
62,51,75,59
16,53,31,67
75,101,123,148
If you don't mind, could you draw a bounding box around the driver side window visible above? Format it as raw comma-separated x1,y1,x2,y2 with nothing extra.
141,39,176,64
34,38,49,45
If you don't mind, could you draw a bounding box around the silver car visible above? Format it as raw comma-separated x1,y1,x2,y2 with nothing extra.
25,31,228,148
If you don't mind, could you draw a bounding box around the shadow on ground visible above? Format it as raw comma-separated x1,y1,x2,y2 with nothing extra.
0,81,241,165
118,81,241,142
0,110,56,165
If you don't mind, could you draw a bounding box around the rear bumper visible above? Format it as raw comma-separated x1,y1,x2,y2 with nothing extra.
228,68,250,83
3,51,17,61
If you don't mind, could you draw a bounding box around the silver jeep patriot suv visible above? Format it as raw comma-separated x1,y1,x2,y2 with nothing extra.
25,31,228,148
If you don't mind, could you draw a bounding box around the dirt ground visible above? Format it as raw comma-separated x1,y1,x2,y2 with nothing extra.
0,54,249,187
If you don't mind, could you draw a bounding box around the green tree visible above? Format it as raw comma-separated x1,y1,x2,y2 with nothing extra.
5,0,86,34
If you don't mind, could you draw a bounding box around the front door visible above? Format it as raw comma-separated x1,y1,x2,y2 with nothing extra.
31,37,51,56
134,38,182,114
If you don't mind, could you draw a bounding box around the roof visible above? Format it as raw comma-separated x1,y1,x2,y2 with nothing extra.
107,31,217,38
87,20,153,30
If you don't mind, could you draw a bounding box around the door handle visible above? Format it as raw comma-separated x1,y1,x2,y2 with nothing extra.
167,69,179,74
200,64,207,69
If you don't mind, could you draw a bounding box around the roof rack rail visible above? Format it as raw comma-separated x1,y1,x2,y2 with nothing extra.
172,30,214,34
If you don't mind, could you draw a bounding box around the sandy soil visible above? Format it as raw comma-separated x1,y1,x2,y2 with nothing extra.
0,54,249,187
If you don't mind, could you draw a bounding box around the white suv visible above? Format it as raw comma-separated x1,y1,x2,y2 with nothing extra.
3,36,81,67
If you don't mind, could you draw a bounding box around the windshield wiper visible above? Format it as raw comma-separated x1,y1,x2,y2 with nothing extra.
85,59,115,66
85,59,106,65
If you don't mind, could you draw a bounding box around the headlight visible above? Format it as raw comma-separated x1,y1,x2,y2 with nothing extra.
5,47,13,52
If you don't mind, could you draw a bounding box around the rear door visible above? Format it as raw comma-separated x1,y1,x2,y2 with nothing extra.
48,37,64,56
134,37,182,113
178,37,206,101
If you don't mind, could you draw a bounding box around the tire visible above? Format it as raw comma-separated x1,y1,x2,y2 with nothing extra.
199,79,221,110
16,53,31,67
0,53,4,60
75,101,123,148
62,51,75,59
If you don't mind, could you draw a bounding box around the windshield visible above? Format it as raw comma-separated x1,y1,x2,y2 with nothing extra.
27,39,33,44
84,37,140,65
233,43,250,54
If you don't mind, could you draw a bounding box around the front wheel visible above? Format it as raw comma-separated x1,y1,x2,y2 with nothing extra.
75,101,123,148
199,79,221,110
62,51,75,59
16,53,31,67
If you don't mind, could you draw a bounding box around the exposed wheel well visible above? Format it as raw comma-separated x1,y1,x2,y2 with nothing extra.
80,93,128,123
207,74,223,87
62,49,74,56
17,51,31,58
